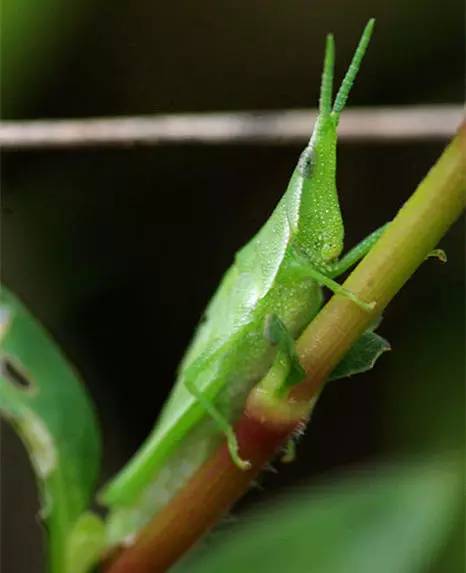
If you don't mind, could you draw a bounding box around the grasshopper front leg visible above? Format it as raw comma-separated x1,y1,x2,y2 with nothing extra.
304,265,376,311
289,247,376,312
327,224,445,277
327,224,388,278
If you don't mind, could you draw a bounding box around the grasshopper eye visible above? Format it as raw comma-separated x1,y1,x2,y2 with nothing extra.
297,146,313,177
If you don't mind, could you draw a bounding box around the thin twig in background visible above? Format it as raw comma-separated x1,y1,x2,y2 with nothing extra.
0,106,462,150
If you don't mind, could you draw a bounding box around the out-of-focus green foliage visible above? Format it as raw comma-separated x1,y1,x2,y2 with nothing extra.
1,0,93,117
175,459,461,573
0,287,102,572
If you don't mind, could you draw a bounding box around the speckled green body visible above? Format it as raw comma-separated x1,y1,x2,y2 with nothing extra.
101,21,380,545
103,115,340,504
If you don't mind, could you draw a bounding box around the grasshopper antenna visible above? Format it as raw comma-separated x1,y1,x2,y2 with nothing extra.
319,33,335,116
332,18,375,118
299,33,335,174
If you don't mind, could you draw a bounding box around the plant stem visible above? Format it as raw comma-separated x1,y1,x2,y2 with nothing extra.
106,124,466,573
105,415,298,573
290,120,466,401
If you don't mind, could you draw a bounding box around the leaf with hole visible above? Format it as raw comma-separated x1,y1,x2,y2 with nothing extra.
0,286,102,573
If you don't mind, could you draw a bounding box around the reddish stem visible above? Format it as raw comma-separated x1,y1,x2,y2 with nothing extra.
106,411,300,573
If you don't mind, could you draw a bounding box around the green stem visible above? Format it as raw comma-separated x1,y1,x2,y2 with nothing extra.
286,120,465,403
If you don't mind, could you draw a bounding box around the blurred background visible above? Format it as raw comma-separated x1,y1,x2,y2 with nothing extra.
1,0,464,571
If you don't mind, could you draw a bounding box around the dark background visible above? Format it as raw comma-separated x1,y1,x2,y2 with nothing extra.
1,1,464,571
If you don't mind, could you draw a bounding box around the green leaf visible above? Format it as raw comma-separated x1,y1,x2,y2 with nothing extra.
329,328,390,381
0,286,101,573
2,0,96,116
174,459,460,573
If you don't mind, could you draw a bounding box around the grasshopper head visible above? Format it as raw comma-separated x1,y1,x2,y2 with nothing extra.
295,20,375,264
298,112,341,262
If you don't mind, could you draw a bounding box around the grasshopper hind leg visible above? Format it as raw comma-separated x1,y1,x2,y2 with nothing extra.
184,377,251,471
327,224,388,278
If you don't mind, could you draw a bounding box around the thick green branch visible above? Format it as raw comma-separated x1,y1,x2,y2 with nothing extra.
106,124,466,573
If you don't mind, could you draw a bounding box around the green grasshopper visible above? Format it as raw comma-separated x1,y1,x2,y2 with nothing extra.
101,19,388,544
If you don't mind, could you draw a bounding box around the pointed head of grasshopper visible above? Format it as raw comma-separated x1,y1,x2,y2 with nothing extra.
295,19,375,264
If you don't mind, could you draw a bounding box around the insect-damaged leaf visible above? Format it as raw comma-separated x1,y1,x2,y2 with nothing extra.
329,328,390,382
0,286,102,573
